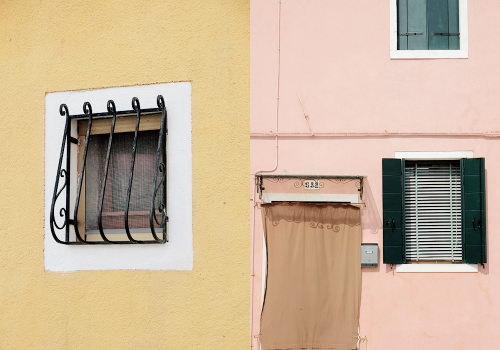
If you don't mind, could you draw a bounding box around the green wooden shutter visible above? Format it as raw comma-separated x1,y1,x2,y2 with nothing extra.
397,0,427,50
461,158,486,264
448,0,460,49
407,0,427,50
383,159,405,264
428,0,450,50
428,0,460,50
398,0,460,51
397,0,409,50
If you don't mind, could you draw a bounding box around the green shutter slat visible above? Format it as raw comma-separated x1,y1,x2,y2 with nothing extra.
383,158,405,264
397,0,409,50
448,0,460,49
428,0,449,50
407,0,427,50
461,158,486,264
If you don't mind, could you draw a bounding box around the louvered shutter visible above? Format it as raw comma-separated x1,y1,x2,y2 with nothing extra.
397,0,460,50
462,158,486,264
404,161,462,261
382,159,405,264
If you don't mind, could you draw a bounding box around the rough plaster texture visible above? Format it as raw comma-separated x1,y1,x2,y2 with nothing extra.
0,0,249,348
251,1,500,349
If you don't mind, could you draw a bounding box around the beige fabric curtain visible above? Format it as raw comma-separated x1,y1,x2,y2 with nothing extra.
260,203,361,350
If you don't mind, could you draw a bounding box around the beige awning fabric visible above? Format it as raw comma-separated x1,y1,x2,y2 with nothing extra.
260,203,361,350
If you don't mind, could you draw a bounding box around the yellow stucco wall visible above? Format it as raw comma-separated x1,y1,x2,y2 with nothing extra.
0,1,249,349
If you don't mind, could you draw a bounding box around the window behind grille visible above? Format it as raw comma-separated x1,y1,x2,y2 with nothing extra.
404,161,462,262
49,96,168,245
85,130,164,233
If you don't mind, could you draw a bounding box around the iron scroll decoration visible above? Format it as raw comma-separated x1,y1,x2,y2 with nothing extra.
50,96,168,244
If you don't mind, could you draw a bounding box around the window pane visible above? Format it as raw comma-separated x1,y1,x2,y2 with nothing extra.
397,0,409,50
448,0,460,49
428,0,450,50
407,0,427,50
85,129,164,231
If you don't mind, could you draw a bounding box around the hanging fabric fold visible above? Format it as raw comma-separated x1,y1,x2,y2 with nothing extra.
260,203,361,350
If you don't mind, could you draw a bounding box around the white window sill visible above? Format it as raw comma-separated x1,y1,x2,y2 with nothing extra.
390,50,468,59
396,264,478,273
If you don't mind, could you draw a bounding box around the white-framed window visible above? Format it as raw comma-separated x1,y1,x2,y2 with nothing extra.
383,152,485,273
44,82,193,271
390,0,468,59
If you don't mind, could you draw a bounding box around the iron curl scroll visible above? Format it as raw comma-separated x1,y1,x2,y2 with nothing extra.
149,95,168,242
49,96,168,244
53,169,68,230
50,103,78,244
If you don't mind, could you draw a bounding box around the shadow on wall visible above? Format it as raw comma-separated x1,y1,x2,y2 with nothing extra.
482,169,489,276
360,178,382,234
360,178,382,273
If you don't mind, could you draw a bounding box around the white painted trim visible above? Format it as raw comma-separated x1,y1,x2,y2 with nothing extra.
395,151,473,160
390,0,468,59
44,82,193,271
262,193,358,203
390,50,468,59
396,263,478,273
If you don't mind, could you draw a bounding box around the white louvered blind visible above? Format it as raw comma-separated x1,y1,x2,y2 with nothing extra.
404,161,462,262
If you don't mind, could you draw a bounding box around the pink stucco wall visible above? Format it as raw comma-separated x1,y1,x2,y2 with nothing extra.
250,1,500,349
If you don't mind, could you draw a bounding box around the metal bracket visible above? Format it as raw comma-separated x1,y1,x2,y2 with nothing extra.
256,175,265,200
398,32,423,36
358,177,364,200
434,32,460,36
385,217,396,231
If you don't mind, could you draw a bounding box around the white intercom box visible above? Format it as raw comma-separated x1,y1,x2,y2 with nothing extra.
361,243,378,267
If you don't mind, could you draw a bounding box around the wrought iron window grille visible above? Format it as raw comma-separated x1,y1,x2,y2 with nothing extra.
50,95,168,244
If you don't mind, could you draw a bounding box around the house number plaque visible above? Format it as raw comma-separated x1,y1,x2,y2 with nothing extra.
304,180,320,190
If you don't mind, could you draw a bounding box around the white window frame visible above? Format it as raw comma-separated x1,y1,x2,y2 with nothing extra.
394,151,477,272
44,82,193,271
390,0,469,59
